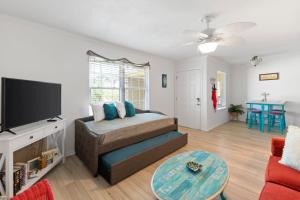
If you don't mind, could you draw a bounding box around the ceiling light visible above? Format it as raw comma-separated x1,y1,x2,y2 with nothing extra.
198,42,218,53
249,56,262,67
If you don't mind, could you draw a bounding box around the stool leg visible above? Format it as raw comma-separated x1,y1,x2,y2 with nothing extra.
258,113,261,131
267,113,271,132
260,112,264,133
279,115,284,134
283,114,286,130
249,113,253,128
261,105,265,132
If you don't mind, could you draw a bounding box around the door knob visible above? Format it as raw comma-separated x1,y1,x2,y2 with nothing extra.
196,98,201,106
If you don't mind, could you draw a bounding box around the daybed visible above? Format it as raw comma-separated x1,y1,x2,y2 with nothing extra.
75,109,187,183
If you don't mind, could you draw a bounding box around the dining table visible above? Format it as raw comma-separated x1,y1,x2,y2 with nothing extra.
246,100,287,132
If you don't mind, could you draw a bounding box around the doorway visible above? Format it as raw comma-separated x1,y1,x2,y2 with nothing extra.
176,69,202,129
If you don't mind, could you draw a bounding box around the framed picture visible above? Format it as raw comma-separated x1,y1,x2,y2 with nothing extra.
41,148,59,168
162,74,167,88
259,73,279,81
27,157,40,178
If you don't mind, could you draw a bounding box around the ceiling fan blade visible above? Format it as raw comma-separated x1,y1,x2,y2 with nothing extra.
183,29,208,39
218,36,246,46
215,22,256,35
182,41,199,47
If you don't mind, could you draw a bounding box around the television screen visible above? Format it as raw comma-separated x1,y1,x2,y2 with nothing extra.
1,78,61,132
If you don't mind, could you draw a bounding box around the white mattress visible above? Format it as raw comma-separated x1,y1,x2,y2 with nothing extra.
84,113,175,144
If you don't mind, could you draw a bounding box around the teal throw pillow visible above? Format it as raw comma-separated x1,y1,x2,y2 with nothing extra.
103,103,118,120
125,101,136,117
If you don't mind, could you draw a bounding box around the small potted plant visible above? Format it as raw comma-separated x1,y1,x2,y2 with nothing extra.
228,104,245,121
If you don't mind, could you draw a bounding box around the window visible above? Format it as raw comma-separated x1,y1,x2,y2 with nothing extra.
89,57,149,109
216,71,226,109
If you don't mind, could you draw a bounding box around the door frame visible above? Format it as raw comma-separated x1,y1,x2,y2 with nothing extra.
175,68,204,130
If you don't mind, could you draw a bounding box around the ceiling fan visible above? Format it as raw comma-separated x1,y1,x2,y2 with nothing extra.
183,15,256,53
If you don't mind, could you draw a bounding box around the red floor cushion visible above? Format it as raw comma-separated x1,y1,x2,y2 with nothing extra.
260,182,300,200
266,156,300,192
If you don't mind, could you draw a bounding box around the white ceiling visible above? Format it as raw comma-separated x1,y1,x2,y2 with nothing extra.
0,0,300,64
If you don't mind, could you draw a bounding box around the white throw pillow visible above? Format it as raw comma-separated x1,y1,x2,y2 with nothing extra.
279,126,300,171
115,101,126,119
90,103,105,122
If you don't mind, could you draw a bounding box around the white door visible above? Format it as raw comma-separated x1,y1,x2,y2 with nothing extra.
176,70,202,129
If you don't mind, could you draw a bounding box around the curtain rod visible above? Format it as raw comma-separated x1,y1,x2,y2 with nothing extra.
87,50,150,68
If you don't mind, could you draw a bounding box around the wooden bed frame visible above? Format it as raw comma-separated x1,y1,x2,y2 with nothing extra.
75,109,182,177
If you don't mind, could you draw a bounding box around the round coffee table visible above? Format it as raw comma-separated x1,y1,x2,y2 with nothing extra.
151,151,229,200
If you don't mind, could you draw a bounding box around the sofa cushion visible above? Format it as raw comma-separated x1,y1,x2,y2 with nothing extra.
100,131,183,171
260,182,300,200
266,156,300,192
271,138,285,157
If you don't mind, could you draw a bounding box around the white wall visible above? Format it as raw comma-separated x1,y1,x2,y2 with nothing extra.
230,51,300,126
230,65,248,121
175,56,231,131
206,56,231,130
0,14,175,156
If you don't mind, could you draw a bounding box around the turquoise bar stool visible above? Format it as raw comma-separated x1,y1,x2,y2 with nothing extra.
269,110,286,134
246,104,258,124
246,108,256,124
248,109,263,131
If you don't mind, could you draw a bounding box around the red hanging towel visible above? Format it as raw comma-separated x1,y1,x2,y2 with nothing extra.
212,85,217,111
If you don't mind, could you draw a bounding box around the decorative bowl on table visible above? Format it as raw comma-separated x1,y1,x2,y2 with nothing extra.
186,161,202,173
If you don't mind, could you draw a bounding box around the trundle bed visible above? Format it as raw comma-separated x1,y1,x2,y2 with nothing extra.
75,109,187,184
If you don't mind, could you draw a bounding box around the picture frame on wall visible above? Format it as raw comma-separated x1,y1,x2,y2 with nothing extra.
162,74,167,88
259,73,279,81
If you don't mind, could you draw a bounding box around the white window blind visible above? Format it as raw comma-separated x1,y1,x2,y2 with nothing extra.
89,57,149,109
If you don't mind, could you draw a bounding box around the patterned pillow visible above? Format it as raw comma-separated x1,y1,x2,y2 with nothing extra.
279,126,300,171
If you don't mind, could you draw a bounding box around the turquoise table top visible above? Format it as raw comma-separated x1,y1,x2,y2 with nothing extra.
151,151,229,200
246,100,286,105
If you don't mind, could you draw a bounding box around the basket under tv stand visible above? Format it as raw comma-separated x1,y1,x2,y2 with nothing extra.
0,119,66,198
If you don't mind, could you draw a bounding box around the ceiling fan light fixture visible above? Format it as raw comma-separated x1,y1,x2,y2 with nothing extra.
198,42,218,53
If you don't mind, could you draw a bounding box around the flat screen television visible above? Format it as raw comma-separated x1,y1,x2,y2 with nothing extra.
1,78,61,133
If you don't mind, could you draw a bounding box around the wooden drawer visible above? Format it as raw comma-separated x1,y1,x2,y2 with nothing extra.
44,122,64,136
12,129,45,151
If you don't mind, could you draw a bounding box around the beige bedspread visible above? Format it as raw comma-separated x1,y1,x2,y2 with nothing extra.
84,113,175,145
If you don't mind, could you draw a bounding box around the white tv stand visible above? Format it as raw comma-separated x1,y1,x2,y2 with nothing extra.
0,119,66,198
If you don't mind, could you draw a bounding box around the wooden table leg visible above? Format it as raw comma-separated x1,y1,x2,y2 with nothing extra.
220,191,226,200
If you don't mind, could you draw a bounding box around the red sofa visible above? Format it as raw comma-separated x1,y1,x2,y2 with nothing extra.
259,138,300,200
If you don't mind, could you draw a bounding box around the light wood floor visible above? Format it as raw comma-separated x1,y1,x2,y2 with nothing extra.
46,122,284,200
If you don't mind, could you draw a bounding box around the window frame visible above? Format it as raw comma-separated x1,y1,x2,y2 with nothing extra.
88,58,150,110
216,70,227,110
